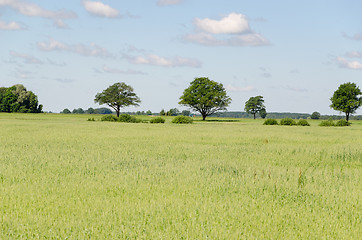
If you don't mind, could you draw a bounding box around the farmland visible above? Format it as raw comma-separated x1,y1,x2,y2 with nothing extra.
0,113,361,239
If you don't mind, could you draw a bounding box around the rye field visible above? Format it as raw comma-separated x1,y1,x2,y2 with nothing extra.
0,113,361,239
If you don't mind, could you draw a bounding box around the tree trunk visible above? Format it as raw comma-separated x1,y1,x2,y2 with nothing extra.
202,114,206,120
346,112,349,122
253,113,256,119
116,110,120,117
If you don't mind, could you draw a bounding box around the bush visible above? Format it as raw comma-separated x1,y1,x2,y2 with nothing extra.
118,114,141,123
150,117,165,124
280,118,296,126
335,119,351,126
297,119,310,126
263,119,278,125
87,118,95,121
319,119,335,126
171,115,193,124
101,115,118,122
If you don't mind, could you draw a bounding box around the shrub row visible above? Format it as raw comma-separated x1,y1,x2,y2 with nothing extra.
171,115,193,124
264,118,310,126
319,119,350,127
101,114,141,123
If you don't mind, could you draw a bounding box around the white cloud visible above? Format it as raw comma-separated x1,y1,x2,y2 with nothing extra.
82,1,120,18
185,13,269,47
0,0,76,28
345,51,362,58
194,13,249,34
184,32,269,46
101,65,147,75
124,54,202,68
37,39,113,58
10,51,42,64
337,57,362,70
225,84,255,92
157,0,183,6
0,20,23,30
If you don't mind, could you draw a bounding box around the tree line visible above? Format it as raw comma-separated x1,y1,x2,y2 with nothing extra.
94,78,361,122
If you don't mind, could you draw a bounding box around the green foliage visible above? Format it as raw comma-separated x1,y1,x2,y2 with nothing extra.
146,110,152,115
330,82,361,121
87,118,95,121
150,117,165,124
171,115,193,124
160,109,166,116
167,108,180,116
297,119,310,126
0,84,42,113
263,119,278,125
259,108,267,119
335,119,351,126
118,114,141,123
319,119,335,126
101,114,118,122
311,111,321,119
181,110,191,116
62,108,71,114
280,118,297,126
179,77,231,120
244,96,266,119
94,82,141,117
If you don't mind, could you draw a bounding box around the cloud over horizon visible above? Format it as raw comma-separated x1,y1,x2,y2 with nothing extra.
336,57,362,70
0,20,23,30
185,13,269,47
37,38,113,58
82,1,120,18
123,54,202,68
0,0,76,28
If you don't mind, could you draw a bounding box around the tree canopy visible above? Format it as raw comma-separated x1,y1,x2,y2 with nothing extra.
244,96,265,119
0,84,42,113
179,77,231,120
94,82,141,117
330,82,361,122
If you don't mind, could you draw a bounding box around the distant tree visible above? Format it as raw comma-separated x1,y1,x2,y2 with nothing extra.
167,108,180,116
94,82,141,117
94,107,113,114
62,108,71,114
244,96,265,119
311,111,321,119
259,108,267,119
146,110,152,115
86,107,95,114
181,110,191,116
160,109,166,116
179,77,231,120
330,82,361,122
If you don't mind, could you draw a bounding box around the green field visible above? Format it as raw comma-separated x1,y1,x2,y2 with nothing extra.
0,113,361,239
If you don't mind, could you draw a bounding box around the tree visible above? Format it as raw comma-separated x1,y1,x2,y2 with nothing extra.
62,108,71,114
244,96,265,119
311,111,321,119
259,108,267,119
94,82,141,117
0,84,42,113
167,108,180,116
330,82,361,122
86,107,95,114
181,110,191,116
179,77,231,120
160,109,165,116
146,110,152,115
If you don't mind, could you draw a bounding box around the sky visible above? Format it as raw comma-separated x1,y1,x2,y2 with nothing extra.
0,0,361,115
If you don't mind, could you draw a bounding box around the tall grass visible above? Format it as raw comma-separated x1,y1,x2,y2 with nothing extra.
0,113,361,238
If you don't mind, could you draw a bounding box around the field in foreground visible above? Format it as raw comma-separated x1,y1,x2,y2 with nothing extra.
0,113,361,239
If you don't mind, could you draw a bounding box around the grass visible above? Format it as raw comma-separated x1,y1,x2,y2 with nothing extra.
0,113,361,239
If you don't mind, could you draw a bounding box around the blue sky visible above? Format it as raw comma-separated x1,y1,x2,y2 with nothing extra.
1,0,361,114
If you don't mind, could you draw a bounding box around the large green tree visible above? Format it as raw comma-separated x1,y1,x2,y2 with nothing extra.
179,77,231,120
330,82,361,122
244,96,265,119
94,82,141,117
0,84,42,113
